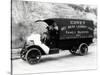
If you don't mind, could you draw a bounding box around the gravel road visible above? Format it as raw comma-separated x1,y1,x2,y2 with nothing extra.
12,43,97,75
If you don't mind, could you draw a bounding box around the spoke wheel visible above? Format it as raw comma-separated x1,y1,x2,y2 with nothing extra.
69,46,78,55
20,50,26,61
25,48,41,65
78,43,88,56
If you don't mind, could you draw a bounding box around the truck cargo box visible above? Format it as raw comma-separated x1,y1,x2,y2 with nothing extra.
44,18,94,40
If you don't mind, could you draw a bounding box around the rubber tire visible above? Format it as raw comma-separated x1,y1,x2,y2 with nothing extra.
69,46,78,55
20,50,26,61
78,43,88,56
25,48,41,65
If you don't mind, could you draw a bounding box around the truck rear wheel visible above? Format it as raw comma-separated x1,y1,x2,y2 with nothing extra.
69,46,78,55
25,48,41,65
78,43,88,56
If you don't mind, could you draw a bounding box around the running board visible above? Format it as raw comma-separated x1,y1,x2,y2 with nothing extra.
49,48,59,54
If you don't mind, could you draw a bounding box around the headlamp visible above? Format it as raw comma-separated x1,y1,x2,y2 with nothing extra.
26,40,34,45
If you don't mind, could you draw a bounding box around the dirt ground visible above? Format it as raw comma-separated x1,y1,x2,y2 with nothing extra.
12,42,97,75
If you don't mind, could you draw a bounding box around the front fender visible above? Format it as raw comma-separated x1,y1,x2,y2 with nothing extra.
26,45,49,55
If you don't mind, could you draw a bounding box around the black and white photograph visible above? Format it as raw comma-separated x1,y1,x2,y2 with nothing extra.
11,0,97,75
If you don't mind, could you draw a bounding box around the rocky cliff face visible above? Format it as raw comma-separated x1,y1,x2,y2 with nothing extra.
12,0,97,49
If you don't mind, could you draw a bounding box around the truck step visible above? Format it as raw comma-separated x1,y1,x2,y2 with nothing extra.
49,48,59,54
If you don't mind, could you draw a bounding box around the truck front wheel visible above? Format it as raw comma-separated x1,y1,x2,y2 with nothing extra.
78,43,88,56
20,50,26,61
25,48,41,65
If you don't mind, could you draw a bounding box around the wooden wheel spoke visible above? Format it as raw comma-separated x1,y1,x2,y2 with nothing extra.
26,48,41,64
79,43,88,55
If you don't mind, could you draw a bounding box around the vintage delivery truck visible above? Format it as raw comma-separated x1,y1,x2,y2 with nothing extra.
20,18,94,64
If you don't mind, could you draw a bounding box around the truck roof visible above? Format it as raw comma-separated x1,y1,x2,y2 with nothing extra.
43,18,93,26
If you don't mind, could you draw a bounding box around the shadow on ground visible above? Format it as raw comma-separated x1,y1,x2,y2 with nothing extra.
39,52,92,64
12,51,93,66
40,54,74,63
